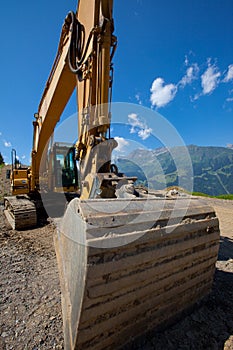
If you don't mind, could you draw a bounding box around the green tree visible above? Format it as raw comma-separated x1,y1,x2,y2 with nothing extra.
0,152,4,165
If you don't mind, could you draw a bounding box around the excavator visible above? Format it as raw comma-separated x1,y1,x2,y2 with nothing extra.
4,1,220,349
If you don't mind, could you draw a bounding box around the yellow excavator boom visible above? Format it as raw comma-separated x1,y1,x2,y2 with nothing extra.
31,0,118,199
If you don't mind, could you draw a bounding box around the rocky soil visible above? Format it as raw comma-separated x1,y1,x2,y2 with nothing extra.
0,165,233,349
0,216,63,350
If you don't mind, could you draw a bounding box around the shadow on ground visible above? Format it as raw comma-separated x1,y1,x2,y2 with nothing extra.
218,235,233,261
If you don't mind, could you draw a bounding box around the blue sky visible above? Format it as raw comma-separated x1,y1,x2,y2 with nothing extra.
0,0,233,164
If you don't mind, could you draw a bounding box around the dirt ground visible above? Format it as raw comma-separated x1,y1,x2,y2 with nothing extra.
0,179,233,349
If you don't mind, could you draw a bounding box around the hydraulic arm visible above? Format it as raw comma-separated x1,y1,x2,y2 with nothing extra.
31,0,120,199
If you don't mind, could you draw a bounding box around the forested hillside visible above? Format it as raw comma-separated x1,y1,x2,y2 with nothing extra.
116,145,233,196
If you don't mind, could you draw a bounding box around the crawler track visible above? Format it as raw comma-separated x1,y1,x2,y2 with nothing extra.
4,196,37,230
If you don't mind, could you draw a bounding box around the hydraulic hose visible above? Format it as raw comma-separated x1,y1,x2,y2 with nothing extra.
68,11,94,80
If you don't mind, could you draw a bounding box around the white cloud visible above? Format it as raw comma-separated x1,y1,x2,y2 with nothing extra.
4,141,12,147
191,93,201,102
179,63,199,88
201,63,221,95
223,64,233,83
114,137,129,153
226,97,233,102
128,113,152,140
184,55,189,66
150,78,177,108
128,113,144,130
0,132,2,136
135,93,142,105
138,128,152,140
149,57,231,106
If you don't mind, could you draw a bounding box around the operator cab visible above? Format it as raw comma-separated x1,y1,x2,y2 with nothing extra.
49,142,79,193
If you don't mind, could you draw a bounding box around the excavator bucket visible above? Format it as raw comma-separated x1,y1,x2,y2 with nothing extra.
54,195,220,350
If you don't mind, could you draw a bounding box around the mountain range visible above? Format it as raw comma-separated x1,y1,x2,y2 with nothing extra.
116,145,233,196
